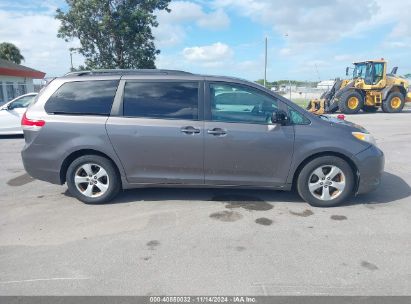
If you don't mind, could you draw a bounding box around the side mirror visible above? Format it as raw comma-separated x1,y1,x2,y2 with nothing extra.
345,67,349,76
271,110,289,125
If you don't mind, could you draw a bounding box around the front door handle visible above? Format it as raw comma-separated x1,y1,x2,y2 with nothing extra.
207,128,227,136
181,126,200,135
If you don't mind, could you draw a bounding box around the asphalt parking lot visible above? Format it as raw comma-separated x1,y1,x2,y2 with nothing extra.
0,110,410,296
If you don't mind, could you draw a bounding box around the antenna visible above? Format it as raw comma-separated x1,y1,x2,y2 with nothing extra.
314,64,321,82
264,37,268,87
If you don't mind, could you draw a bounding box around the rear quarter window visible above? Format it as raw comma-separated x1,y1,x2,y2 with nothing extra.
45,80,119,115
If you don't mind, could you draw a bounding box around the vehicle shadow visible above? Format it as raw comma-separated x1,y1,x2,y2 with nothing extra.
105,171,409,207
347,171,411,205
108,187,304,206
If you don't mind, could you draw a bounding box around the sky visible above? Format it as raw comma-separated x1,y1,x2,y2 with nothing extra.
1,0,411,81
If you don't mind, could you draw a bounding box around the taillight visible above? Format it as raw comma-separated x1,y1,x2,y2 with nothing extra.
21,112,45,128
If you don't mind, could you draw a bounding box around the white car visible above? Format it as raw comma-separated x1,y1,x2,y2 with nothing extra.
0,93,37,135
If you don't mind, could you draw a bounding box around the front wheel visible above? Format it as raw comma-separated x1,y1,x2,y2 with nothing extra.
338,91,364,114
382,92,405,113
297,156,355,207
66,155,121,204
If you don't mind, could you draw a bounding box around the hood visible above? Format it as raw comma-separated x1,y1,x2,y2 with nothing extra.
318,115,368,133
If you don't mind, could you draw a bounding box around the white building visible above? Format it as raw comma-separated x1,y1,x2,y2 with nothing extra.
0,59,45,104
317,80,335,90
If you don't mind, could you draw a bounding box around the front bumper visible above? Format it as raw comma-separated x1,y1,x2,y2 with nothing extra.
355,144,385,194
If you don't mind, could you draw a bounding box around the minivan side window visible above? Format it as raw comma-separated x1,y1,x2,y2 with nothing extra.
123,82,199,120
45,80,118,115
210,83,278,124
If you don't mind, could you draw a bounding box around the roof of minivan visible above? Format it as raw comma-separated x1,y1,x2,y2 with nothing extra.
62,69,251,83
64,69,194,77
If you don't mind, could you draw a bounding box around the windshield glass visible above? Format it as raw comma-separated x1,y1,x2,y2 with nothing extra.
353,63,367,79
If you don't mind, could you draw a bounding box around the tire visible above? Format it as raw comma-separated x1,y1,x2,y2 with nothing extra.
338,91,364,114
382,92,405,113
362,105,378,113
66,155,121,204
297,156,355,207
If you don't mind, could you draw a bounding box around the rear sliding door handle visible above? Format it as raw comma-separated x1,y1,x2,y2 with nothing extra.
181,126,201,134
207,128,227,136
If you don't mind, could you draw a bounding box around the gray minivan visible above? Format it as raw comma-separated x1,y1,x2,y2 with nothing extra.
21,70,384,207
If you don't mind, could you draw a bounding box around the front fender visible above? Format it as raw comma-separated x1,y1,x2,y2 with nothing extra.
286,124,370,184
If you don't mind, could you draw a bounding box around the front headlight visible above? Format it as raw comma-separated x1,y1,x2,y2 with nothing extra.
352,132,377,146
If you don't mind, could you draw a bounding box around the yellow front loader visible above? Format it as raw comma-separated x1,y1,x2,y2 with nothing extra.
308,59,411,114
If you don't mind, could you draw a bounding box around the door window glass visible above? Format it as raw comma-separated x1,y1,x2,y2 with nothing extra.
18,83,27,95
6,82,15,101
123,82,199,120
374,63,384,84
210,83,278,124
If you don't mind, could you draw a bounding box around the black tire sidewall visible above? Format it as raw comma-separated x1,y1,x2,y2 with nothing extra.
297,156,355,207
339,91,364,114
382,92,405,113
66,155,121,204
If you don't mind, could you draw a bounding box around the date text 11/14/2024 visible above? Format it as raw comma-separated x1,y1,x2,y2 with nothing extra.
149,296,257,303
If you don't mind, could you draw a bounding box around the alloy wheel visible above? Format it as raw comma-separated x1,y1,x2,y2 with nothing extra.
74,163,110,198
308,165,346,201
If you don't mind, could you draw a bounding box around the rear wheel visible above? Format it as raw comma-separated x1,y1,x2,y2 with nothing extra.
66,155,121,204
297,156,355,207
382,92,405,113
338,91,364,114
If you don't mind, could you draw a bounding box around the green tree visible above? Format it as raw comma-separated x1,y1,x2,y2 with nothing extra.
404,73,411,79
56,0,171,69
0,42,24,64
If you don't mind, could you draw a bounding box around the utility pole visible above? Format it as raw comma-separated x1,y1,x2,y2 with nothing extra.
69,48,76,71
264,37,267,88
70,52,73,71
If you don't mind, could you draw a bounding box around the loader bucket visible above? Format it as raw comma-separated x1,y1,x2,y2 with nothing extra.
307,99,319,112
307,99,326,114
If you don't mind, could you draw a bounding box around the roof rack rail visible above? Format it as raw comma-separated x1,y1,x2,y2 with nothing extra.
64,69,192,77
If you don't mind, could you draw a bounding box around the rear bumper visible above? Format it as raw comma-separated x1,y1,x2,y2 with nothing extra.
355,145,385,194
21,144,62,185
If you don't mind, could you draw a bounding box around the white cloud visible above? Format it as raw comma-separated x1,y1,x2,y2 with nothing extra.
196,9,230,30
213,0,379,49
154,1,230,47
183,42,233,64
153,23,186,48
0,2,82,77
159,1,229,29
